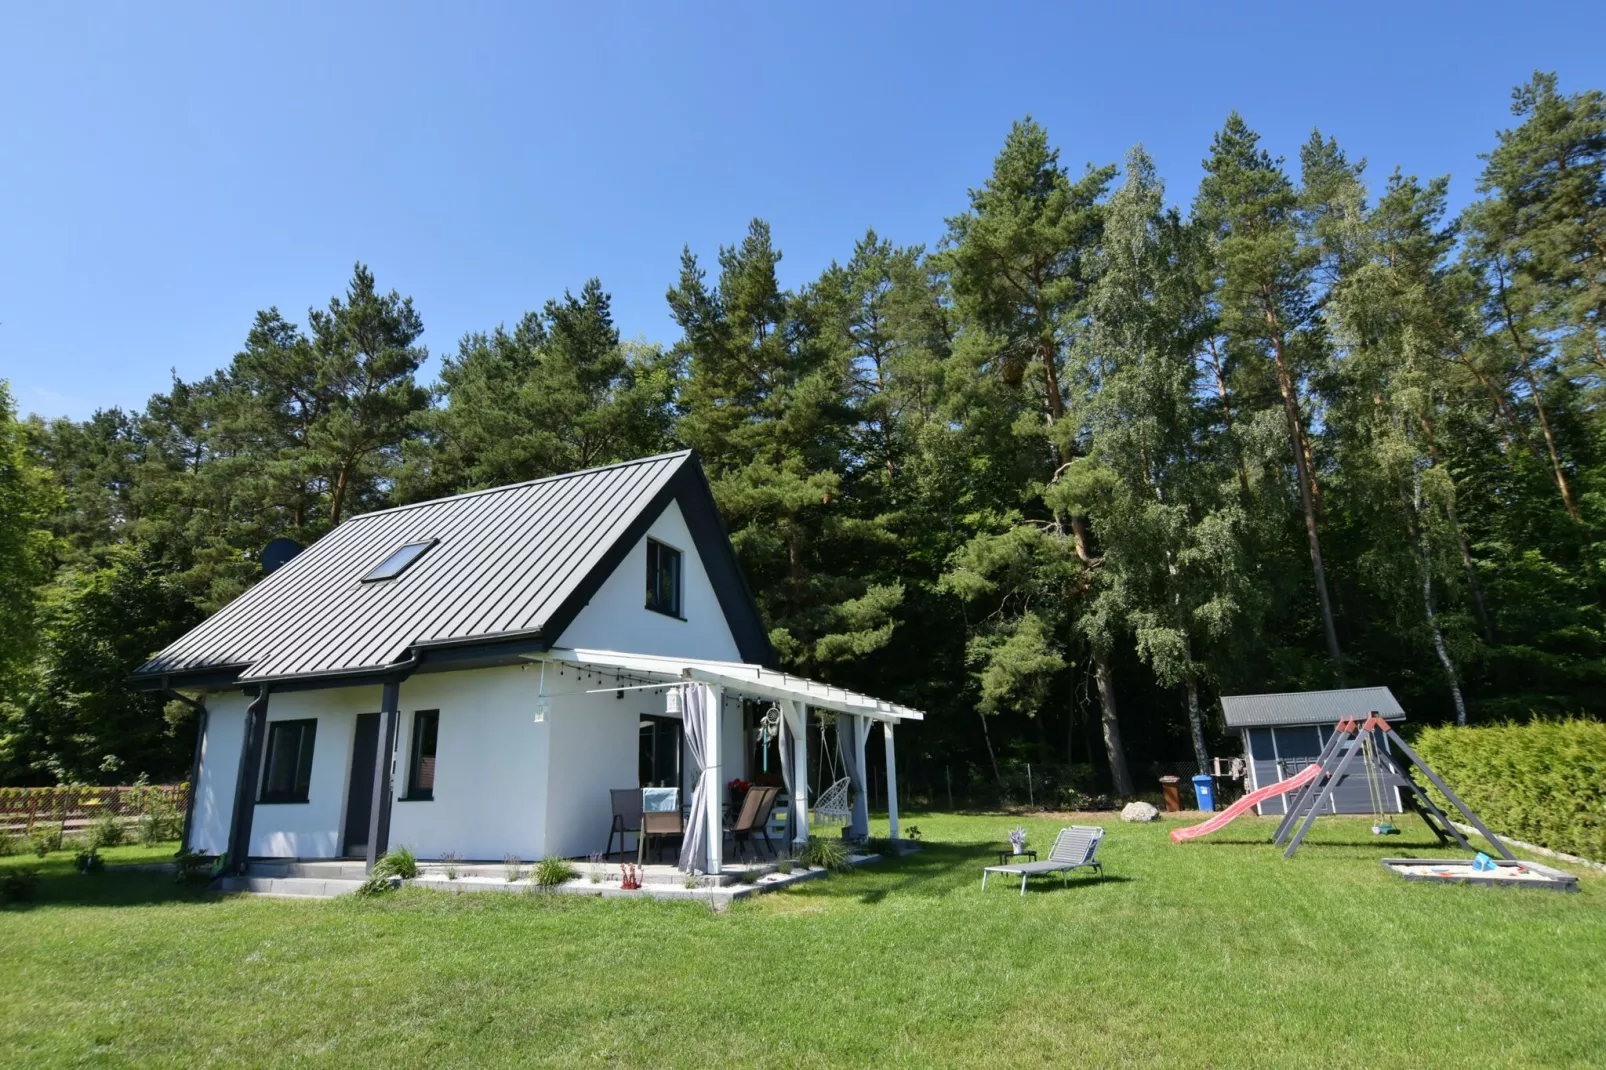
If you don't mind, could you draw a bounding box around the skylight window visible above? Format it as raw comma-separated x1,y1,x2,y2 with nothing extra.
362,540,436,582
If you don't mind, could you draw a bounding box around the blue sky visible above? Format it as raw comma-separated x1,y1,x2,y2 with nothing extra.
3,2,1602,420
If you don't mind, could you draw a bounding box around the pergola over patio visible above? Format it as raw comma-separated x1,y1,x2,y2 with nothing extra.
535,647,924,875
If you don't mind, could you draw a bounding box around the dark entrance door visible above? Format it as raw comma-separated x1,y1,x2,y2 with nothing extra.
344,713,379,857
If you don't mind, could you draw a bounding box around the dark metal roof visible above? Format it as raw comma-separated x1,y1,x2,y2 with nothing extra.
135,450,774,685
1220,687,1405,729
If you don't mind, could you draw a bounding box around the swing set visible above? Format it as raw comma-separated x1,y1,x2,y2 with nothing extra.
1273,713,1512,858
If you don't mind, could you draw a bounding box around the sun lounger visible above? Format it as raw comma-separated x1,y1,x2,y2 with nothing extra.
982,826,1104,896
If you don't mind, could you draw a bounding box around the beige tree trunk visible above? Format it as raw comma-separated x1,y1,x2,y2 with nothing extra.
1265,306,1344,684
1093,653,1134,797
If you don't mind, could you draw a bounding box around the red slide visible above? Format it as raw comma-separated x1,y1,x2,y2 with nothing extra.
1169,763,1322,843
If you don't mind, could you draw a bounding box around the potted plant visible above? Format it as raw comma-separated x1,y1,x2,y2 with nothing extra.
1009,826,1028,855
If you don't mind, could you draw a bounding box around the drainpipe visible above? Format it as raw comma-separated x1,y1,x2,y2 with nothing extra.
227,685,272,876
162,684,207,853
365,655,420,873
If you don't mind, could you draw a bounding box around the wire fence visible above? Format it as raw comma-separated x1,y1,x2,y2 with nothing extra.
894,759,1247,812
0,783,189,834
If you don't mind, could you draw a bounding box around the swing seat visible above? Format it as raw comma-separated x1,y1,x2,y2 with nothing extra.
812,777,852,827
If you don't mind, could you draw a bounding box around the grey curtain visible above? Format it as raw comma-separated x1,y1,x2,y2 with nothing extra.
777,704,797,843
839,713,870,841
677,683,712,873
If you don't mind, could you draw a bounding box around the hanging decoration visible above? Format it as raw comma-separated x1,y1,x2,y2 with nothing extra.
758,702,782,772
533,661,550,723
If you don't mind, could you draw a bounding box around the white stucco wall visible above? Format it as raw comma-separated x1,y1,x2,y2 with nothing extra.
388,665,550,861
190,665,760,862
540,688,641,859
555,500,743,662
248,686,379,858
188,691,247,855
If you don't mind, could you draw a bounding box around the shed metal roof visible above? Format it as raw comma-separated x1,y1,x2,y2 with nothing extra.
1220,687,1405,729
135,451,772,684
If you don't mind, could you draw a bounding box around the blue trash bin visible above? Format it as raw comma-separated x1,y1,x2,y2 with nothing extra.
1192,774,1215,812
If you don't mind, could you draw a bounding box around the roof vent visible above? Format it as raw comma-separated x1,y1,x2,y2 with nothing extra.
362,540,437,582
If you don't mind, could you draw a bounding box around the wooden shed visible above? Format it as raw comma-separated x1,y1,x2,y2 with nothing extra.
1220,687,1407,816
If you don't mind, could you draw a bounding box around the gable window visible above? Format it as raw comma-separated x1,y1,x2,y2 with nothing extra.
407,710,439,801
260,719,317,804
362,539,436,582
645,538,682,618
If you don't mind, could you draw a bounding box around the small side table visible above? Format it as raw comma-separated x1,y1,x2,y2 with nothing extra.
996,849,1037,865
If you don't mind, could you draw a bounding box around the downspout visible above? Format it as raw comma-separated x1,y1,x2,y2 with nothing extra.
365,652,421,873
162,683,207,853
227,685,272,876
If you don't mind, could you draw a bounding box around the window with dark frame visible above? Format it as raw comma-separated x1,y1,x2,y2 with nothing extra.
639,715,682,787
260,719,317,804
407,710,439,800
362,539,437,582
645,538,683,617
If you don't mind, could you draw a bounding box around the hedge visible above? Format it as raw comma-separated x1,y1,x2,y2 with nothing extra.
1413,719,1606,862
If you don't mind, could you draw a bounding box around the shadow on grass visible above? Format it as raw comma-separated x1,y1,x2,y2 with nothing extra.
1198,835,1452,849
2,857,217,911
778,841,1133,905
979,875,1133,898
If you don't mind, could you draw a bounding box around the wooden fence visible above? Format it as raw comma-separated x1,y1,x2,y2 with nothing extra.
0,783,189,834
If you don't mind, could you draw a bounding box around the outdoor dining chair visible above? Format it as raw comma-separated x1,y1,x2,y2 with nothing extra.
725,784,780,859
639,786,682,864
606,788,642,861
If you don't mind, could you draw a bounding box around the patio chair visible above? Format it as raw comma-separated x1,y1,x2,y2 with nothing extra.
726,785,781,859
639,786,682,865
981,826,1105,896
606,788,642,861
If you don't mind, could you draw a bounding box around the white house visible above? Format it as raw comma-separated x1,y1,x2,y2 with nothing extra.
133,451,921,876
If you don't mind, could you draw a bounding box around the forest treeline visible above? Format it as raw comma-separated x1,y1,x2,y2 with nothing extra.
2,72,1603,793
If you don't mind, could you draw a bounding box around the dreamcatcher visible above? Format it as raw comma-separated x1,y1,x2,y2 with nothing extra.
757,701,782,772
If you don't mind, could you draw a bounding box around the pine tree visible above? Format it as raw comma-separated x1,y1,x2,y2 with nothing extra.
413,279,677,496
937,119,1133,794
1073,148,1256,772
1196,113,1346,684
670,220,903,676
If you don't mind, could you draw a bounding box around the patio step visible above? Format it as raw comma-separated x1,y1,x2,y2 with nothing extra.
215,875,367,899
244,860,369,881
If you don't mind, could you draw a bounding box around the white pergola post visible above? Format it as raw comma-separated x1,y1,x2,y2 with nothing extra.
787,699,809,848
883,721,900,841
705,684,724,875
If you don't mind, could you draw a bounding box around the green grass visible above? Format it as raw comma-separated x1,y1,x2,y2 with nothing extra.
2,814,1603,1068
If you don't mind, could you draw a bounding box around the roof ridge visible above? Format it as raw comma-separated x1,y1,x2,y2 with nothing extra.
346,450,694,521
1221,686,1393,700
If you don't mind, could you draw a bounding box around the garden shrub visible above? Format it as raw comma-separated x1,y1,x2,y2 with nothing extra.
1,868,38,905
0,831,18,857
30,827,62,857
1413,719,1606,862
139,796,184,845
174,849,213,885
355,873,397,897
88,814,126,849
799,836,851,873
373,845,418,880
533,856,576,888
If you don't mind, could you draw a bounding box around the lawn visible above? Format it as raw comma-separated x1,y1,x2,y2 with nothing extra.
1,813,1602,1069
